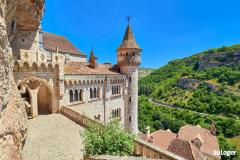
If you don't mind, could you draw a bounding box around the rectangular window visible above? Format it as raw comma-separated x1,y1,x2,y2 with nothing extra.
112,85,121,95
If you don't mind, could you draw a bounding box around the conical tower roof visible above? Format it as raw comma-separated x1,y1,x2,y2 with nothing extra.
118,24,141,50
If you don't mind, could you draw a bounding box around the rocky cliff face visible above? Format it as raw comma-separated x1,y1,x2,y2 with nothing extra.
0,1,27,160
0,0,44,159
197,50,240,70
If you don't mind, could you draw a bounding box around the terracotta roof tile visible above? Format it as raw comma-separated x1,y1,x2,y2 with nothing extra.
167,138,206,160
43,32,86,56
140,129,177,150
64,62,121,75
178,125,220,159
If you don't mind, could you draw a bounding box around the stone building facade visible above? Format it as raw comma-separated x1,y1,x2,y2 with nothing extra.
12,11,142,133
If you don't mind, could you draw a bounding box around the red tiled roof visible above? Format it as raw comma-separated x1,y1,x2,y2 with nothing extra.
64,62,121,75
43,32,86,57
178,125,220,159
140,129,177,150
167,138,206,160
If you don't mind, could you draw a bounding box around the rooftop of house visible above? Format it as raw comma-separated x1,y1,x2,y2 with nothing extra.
42,32,86,57
140,129,177,150
178,125,220,159
140,125,220,160
64,62,121,75
167,138,206,160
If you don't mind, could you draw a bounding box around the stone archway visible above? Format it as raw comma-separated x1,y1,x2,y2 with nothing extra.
17,76,57,118
37,84,52,114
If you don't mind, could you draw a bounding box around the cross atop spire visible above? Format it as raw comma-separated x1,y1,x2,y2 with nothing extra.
127,16,132,25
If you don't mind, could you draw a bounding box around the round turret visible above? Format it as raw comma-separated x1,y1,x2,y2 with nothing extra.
117,24,142,67
117,20,142,134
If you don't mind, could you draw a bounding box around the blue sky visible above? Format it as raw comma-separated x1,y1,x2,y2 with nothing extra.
42,0,240,68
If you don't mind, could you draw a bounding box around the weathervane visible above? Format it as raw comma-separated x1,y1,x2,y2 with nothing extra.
127,16,132,25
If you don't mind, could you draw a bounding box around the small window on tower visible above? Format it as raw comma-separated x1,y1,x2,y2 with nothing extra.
129,97,131,102
11,20,15,33
129,77,131,83
129,116,131,122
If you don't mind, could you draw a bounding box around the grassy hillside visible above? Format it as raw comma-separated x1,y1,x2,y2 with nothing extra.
139,44,240,118
138,44,240,160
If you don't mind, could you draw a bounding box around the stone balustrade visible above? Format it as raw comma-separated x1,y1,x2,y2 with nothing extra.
134,138,185,160
61,106,102,128
61,106,185,160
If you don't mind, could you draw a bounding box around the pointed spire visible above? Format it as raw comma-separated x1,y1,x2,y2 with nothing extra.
118,17,141,50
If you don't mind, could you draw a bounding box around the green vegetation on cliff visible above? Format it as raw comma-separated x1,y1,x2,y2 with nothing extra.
139,45,240,117
139,44,240,159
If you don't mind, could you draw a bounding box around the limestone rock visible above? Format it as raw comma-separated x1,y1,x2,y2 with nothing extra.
0,0,28,159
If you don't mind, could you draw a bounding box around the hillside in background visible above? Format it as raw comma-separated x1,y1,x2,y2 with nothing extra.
138,44,240,160
139,67,155,78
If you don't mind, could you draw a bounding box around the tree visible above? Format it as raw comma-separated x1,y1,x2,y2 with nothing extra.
81,121,135,156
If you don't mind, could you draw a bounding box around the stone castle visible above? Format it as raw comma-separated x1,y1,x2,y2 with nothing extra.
12,7,141,134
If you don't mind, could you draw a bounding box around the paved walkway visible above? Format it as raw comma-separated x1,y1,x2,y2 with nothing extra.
23,114,84,160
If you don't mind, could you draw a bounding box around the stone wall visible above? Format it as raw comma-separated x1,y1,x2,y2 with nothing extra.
134,139,185,160
65,80,125,125
0,1,27,159
0,0,44,159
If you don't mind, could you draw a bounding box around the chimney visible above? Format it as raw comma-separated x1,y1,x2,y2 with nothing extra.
210,123,217,136
89,49,97,69
145,126,150,139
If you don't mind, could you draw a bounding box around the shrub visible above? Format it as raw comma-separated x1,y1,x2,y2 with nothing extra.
81,121,135,156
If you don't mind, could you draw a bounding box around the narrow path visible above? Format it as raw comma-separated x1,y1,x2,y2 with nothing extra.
23,114,84,160
149,98,229,120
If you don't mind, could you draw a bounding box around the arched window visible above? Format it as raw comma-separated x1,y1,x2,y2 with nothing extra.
112,110,114,118
23,62,29,72
69,90,73,102
97,87,100,98
118,86,121,94
90,88,93,99
40,63,45,72
94,88,97,98
74,90,78,101
11,20,15,33
79,89,83,101
32,63,38,72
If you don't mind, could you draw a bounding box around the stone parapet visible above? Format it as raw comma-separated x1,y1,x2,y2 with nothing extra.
134,138,186,160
